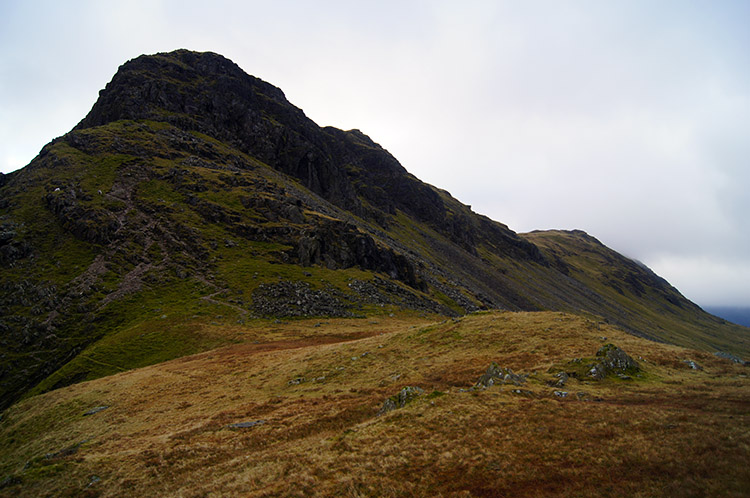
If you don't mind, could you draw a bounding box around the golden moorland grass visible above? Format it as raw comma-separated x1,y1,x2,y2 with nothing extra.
1,311,748,497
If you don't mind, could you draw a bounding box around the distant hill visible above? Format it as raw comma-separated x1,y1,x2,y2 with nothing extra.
704,306,750,327
0,49,748,411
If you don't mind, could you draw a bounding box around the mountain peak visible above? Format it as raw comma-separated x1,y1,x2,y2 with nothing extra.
74,50,541,263
0,49,747,413
2,48,748,497
77,49,293,131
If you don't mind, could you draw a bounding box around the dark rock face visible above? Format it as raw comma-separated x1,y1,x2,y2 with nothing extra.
295,219,424,290
45,188,120,244
0,222,32,266
75,51,391,215
347,277,452,315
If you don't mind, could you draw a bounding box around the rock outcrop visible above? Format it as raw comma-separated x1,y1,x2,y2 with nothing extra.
475,363,527,388
714,351,748,365
587,344,640,380
377,386,425,416
75,50,543,264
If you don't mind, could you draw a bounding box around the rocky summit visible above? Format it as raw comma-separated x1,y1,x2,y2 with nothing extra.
0,49,749,497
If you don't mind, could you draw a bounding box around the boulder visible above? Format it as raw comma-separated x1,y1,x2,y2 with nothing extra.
596,344,640,371
377,386,424,416
227,420,266,429
83,405,109,416
587,344,640,380
475,363,527,388
547,371,569,388
683,360,703,371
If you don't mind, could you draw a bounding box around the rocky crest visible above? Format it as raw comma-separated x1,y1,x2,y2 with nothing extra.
77,50,542,262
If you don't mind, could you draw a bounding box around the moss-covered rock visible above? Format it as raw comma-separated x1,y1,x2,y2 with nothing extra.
590,343,640,379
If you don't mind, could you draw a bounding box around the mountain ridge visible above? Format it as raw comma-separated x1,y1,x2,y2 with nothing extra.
75,50,544,263
0,49,747,412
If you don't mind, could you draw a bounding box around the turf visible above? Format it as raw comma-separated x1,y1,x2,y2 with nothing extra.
1,311,747,497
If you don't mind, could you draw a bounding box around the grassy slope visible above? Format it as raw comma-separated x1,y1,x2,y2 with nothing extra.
0,122,237,402
0,311,748,497
523,230,750,357
383,197,750,360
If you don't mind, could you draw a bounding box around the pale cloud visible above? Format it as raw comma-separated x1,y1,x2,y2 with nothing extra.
649,255,750,307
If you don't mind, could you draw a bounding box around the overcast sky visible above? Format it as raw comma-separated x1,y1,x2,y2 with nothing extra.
1,0,748,307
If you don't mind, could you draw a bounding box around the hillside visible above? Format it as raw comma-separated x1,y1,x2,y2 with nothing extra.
0,312,748,496
0,49,748,416
522,230,747,352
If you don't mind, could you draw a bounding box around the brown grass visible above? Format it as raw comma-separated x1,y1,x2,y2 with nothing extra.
1,311,748,497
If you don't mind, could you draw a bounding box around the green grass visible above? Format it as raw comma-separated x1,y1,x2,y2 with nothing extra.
136,178,184,205
24,277,237,398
